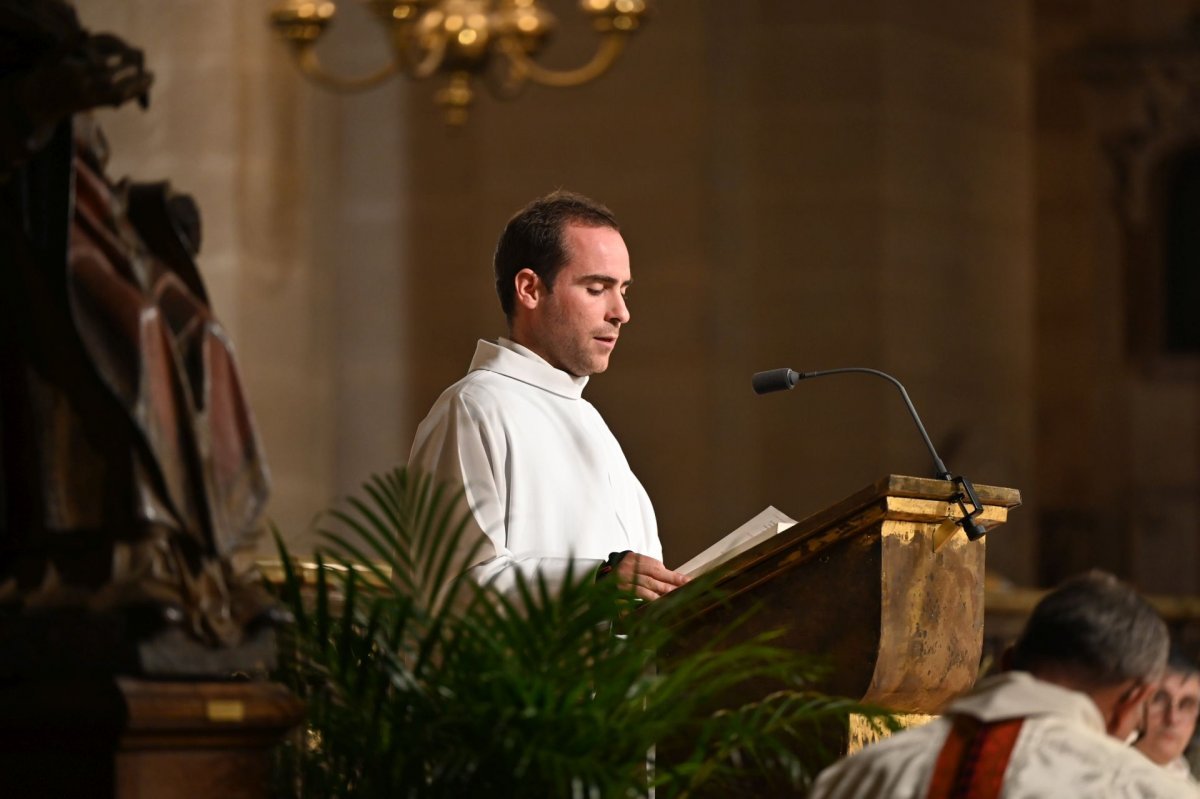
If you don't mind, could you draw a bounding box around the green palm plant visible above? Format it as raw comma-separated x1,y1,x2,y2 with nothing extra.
270,467,894,798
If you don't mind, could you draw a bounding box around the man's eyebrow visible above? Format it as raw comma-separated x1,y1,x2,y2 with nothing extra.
577,274,633,287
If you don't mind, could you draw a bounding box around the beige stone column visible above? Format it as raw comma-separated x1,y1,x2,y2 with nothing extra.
78,1,411,554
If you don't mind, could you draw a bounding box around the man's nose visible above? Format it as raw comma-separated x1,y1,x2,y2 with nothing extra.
609,292,630,325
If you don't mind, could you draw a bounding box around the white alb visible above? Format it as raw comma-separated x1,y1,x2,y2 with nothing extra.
408,338,661,597
810,671,1200,799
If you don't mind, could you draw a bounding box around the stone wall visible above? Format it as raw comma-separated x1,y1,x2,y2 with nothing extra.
76,1,1039,581
1034,0,1200,593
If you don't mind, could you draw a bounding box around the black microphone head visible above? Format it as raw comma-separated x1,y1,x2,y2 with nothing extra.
752,368,800,394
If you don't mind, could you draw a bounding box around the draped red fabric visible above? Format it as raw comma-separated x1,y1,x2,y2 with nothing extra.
926,716,1025,799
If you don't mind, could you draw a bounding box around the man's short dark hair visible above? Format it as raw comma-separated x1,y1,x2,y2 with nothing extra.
1010,571,1168,687
493,190,619,321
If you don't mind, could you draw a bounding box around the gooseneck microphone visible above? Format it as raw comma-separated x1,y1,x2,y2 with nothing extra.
753,367,950,479
752,366,986,541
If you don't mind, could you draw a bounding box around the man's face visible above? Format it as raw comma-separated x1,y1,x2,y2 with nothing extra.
522,224,632,377
1137,670,1200,765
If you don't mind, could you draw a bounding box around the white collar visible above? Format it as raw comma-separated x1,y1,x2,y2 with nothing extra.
949,671,1108,733
468,338,589,399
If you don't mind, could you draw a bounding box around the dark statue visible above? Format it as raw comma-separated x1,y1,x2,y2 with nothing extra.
0,0,276,672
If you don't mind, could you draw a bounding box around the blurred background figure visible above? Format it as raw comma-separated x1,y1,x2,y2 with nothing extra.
810,572,1193,799
1136,649,1200,785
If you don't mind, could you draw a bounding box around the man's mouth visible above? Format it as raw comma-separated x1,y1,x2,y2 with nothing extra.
594,334,618,349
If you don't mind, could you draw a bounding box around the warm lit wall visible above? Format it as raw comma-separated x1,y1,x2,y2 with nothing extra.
77,1,1039,581
398,2,1037,580
1034,0,1200,593
79,0,410,552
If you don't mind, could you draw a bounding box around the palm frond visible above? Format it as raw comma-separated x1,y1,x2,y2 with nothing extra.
269,466,893,797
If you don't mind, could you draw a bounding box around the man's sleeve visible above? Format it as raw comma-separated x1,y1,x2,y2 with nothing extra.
808,754,900,799
807,720,945,799
408,391,603,600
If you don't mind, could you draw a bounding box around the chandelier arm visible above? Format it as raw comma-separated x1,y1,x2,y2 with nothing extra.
291,46,402,92
497,34,628,88
407,35,448,81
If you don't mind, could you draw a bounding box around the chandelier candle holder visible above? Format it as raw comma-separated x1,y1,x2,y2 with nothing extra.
269,0,647,124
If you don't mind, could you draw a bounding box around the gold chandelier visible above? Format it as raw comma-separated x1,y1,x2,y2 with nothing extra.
269,0,647,124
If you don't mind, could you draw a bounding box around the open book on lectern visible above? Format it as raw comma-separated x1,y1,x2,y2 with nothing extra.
675,506,798,578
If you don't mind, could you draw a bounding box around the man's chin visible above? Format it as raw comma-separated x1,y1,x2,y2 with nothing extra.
580,349,612,376
563,358,608,378
1141,737,1186,764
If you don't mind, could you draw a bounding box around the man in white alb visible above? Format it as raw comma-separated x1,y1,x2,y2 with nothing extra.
809,571,1198,799
408,191,688,601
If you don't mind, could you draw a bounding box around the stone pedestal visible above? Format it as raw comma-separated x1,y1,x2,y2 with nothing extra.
0,677,304,798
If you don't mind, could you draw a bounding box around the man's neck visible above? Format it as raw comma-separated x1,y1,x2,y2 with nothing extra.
498,336,550,366
505,327,548,361
1029,666,1142,738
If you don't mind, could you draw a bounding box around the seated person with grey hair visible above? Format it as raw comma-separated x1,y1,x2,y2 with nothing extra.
810,571,1198,798
1136,649,1200,783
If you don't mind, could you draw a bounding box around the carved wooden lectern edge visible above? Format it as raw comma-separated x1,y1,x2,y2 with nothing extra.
682,475,1021,620
662,475,1021,722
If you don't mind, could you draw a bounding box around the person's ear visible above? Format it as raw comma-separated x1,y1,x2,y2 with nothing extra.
513,268,543,311
1109,681,1153,739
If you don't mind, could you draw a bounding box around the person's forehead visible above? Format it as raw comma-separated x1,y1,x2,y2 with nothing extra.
561,224,630,276
1163,670,1200,695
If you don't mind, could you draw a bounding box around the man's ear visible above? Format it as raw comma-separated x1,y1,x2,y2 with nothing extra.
513,268,543,311
1109,680,1153,739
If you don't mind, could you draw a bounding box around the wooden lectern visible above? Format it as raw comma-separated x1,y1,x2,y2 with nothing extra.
670,475,1021,715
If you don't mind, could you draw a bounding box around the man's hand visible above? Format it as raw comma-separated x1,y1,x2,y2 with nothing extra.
612,553,689,601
